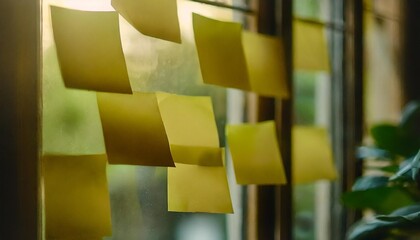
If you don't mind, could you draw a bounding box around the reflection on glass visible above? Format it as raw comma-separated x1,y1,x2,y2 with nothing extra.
293,0,330,22
293,72,317,240
293,2,333,239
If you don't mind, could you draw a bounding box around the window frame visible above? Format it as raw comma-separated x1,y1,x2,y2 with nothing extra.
248,1,293,240
329,0,364,238
0,0,42,239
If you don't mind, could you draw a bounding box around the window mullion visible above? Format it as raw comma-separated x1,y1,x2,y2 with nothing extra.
0,0,41,239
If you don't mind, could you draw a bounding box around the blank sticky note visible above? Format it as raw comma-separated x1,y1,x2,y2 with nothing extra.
157,93,222,166
157,93,219,147
51,6,131,93
43,154,112,239
226,121,287,185
112,0,181,43
97,92,174,166
169,145,223,166
168,163,233,213
293,126,337,184
243,31,289,99
193,13,250,91
293,20,330,72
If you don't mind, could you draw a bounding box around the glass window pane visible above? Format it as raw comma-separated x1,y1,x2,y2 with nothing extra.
294,0,331,22
293,1,343,240
42,0,254,239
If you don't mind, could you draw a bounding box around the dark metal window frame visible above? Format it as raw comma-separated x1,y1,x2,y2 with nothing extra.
330,0,364,239
253,1,293,240
0,0,41,239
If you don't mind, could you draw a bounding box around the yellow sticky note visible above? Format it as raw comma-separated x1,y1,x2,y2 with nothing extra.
51,6,131,93
168,163,233,213
157,93,222,166
112,0,181,43
169,145,223,166
97,92,174,166
293,126,337,184
293,20,330,72
157,93,219,147
226,121,287,185
193,13,250,91
243,31,289,99
43,154,112,239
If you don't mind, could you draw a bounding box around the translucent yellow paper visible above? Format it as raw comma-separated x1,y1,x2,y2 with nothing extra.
226,121,287,185
97,92,174,166
157,93,219,147
168,163,233,213
169,145,223,166
51,6,131,93
112,0,181,43
293,126,337,184
243,31,289,98
293,20,330,72
157,93,222,166
193,13,250,90
43,154,112,239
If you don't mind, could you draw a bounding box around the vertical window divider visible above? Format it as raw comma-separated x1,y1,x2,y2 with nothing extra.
330,0,364,239
0,0,41,239
248,1,293,240
277,1,293,239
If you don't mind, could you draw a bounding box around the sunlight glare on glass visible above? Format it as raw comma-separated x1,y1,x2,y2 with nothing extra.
48,0,113,11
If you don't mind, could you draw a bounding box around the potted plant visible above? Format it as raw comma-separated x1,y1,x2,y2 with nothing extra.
342,101,420,240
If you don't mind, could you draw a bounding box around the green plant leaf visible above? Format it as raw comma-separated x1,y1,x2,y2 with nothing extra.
351,176,389,191
347,219,394,240
365,165,400,174
400,100,420,137
389,204,420,217
371,124,401,155
347,217,412,240
380,165,400,174
356,146,393,160
390,150,420,182
371,124,419,157
390,162,413,182
347,205,420,240
342,187,415,214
